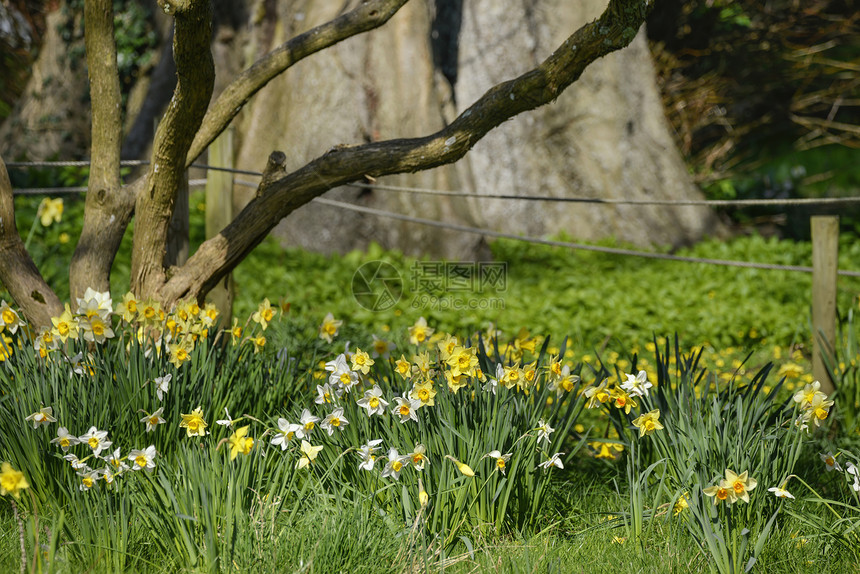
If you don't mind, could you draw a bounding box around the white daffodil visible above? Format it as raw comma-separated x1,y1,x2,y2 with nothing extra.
299,409,320,436
392,395,421,424
536,419,554,445
128,445,157,471
320,407,349,436
154,374,171,401
621,370,652,398
140,407,166,433
50,427,80,452
25,406,57,428
381,448,410,480
538,452,565,471
483,450,513,475
105,448,130,474
79,426,112,457
357,439,384,471
271,418,302,450
356,385,389,417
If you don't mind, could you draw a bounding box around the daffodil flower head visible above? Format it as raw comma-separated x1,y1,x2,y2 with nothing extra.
180,407,208,437
25,406,57,429
821,451,841,472
444,455,475,477
228,426,254,461
0,462,29,499
37,197,63,227
631,409,664,437
408,317,434,346
724,469,756,503
319,313,342,343
129,445,157,471
357,385,389,416
703,481,737,506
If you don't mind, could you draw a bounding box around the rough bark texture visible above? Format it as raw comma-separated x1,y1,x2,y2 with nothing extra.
69,0,124,302
453,0,717,246
0,6,90,160
0,156,64,326
131,0,215,298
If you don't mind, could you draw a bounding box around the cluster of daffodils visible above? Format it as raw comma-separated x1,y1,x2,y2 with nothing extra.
0,292,300,370
792,380,834,430
703,469,757,505
25,406,156,491
271,319,569,478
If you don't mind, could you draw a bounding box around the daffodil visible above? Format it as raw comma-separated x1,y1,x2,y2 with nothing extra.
116,292,140,323
76,287,112,320
179,407,208,437
325,354,359,390
724,469,757,503
0,301,25,334
216,407,238,428
50,427,79,452
63,453,90,471
436,334,459,360
79,426,112,456
673,493,689,515
0,334,12,362
141,407,166,433
168,339,193,368
408,317,434,345
78,469,100,491
418,478,429,507
821,452,841,472
0,462,29,499
584,379,611,408
357,439,384,471
251,298,277,330
444,455,475,477
25,406,57,428
81,314,115,344
227,426,254,460
382,448,411,480
154,374,171,401
793,380,825,409
297,440,323,469
631,409,664,437
610,387,637,414
320,408,349,436
768,485,795,499
536,419,555,445
299,409,319,436
806,393,834,427
350,348,374,375
128,445,157,471
105,448,130,474
315,383,340,405
554,365,580,395
271,418,301,450
394,355,412,379
483,450,512,475
409,444,429,471
704,480,736,505
392,395,421,424
621,370,652,398
357,385,389,416
37,197,63,226
447,345,479,378
539,452,564,471
319,313,342,343
51,304,78,343
846,463,860,492
371,335,396,359
410,380,437,407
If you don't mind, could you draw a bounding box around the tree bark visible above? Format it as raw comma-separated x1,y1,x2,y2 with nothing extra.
0,156,63,325
69,0,124,301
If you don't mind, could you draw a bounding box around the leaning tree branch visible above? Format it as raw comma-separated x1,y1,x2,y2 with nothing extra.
160,0,654,305
0,155,63,326
186,0,410,165
70,0,124,301
131,0,215,298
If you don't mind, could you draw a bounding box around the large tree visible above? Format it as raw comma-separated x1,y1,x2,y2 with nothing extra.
1,0,659,328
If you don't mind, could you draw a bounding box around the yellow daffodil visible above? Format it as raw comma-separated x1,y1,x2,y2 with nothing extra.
631,409,664,437
24,406,57,428
445,455,475,477
394,355,412,379
37,197,63,227
703,481,736,506
252,298,277,330
297,440,323,469
319,313,342,343
0,462,29,499
228,425,254,460
408,317,434,345
180,407,208,437
724,469,757,503
350,348,374,375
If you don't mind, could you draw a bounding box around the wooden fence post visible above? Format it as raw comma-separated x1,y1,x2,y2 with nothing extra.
811,215,838,395
205,127,235,326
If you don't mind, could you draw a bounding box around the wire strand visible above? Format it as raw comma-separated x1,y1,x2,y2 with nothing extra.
311,197,860,277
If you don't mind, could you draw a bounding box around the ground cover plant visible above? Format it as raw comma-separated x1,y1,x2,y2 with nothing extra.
1,290,859,572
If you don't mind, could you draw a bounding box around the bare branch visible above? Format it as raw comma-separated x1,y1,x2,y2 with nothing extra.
131,0,214,298
187,0,410,164
0,155,63,327
70,0,124,300
161,0,654,305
